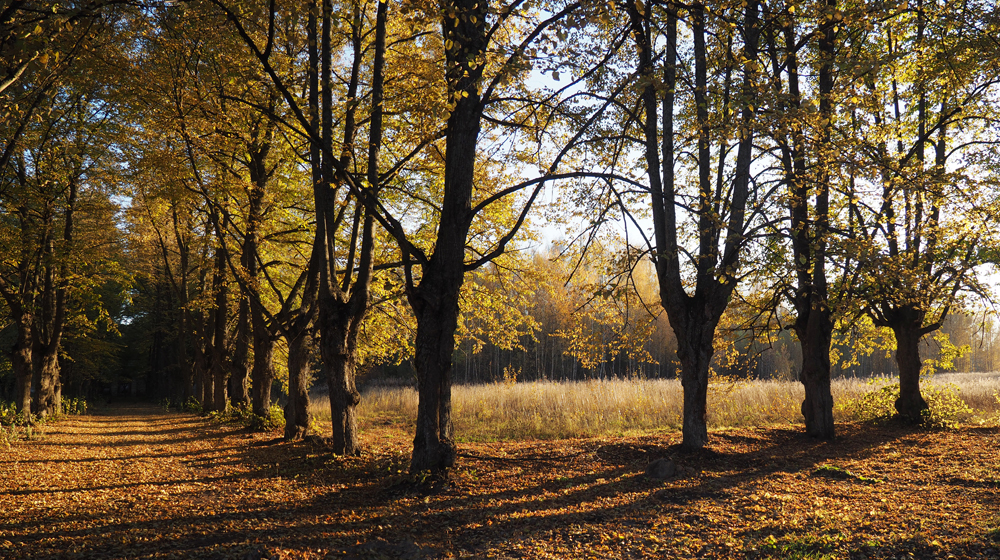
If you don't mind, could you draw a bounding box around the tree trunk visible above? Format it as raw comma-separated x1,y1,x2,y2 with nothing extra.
409,267,463,473
33,341,59,417
890,309,929,423
210,274,229,411
193,312,211,408
797,308,835,437
322,311,360,453
283,321,312,440
670,305,717,449
11,318,32,417
250,303,275,418
230,295,251,408
405,0,487,475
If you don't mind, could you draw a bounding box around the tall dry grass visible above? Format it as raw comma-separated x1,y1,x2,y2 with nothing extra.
308,373,1000,441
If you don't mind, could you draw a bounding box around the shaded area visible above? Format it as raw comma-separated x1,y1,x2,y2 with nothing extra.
0,406,998,559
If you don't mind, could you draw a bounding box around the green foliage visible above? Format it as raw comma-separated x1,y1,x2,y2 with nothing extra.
812,465,882,485
921,383,975,428
181,397,203,414
207,404,284,432
61,397,88,416
755,531,841,559
839,377,973,428
837,377,898,422
987,525,1000,544
0,400,33,426
921,332,971,376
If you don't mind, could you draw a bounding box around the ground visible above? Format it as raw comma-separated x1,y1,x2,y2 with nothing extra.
0,404,998,559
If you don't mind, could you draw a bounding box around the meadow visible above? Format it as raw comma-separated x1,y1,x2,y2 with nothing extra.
310,372,1000,441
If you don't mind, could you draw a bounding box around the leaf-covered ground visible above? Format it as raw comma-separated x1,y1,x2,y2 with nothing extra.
1,404,998,559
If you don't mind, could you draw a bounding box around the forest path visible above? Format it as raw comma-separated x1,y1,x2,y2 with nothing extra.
2,405,1000,559
0,404,326,559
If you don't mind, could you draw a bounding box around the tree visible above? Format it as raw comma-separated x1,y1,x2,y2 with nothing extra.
846,0,1000,421
624,0,764,448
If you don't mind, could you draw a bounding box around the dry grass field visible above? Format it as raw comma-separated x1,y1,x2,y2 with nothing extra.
311,372,1000,441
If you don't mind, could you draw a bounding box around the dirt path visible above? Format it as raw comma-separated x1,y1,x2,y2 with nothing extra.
0,404,313,559
1,405,999,559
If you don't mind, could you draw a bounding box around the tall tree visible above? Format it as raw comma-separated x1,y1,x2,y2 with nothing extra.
847,0,1000,421
626,0,763,448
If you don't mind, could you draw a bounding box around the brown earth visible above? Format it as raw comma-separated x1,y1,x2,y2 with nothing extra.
0,403,998,559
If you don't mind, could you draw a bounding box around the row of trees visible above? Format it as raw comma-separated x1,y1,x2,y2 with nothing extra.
2,0,999,473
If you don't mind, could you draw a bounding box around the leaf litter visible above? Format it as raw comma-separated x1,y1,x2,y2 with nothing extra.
0,404,998,559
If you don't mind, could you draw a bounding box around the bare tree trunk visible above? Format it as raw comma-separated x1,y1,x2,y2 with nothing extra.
10,315,32,417
890,308,930,422
323,313,360,453
410,269,463,472
230,293,250,408
673,315,715,448
284,319,312,440
211,254,229,412
250,303,275,417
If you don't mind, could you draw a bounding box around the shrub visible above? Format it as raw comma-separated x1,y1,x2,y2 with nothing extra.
181,396,203,414
61,397,88,416
208,403,284,432
840,377,972,428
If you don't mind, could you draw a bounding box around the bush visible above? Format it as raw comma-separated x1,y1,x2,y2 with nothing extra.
0,400,33,426
181,396,203,414
207,403,285,432
840,377,972,428
61,397,88,416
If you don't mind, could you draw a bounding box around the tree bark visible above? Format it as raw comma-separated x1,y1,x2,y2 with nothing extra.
9,312,32,417
797,309,835,436
889,307,929,422
672,310,716,448
210,248,229,412
283,320,312,440
409,270,462,472
323,309,361,453
230,292,251,408
250,302,275,417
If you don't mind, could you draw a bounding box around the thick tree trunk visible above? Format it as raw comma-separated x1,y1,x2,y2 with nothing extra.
890,312,929,423
409,268,463,473
284,322,312,440
797,309,835,437
33,342,59,417
11,321,32,417
323,315,360,453
670,307,717,449
250,326,274,417
230,296,251,408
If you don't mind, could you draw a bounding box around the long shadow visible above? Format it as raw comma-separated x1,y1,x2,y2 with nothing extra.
0,444,247,466
7,413,992,559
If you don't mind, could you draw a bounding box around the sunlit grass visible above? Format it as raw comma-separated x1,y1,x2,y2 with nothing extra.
308,373,1000,441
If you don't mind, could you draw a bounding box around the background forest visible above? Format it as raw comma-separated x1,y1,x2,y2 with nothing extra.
2,0,1000,470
